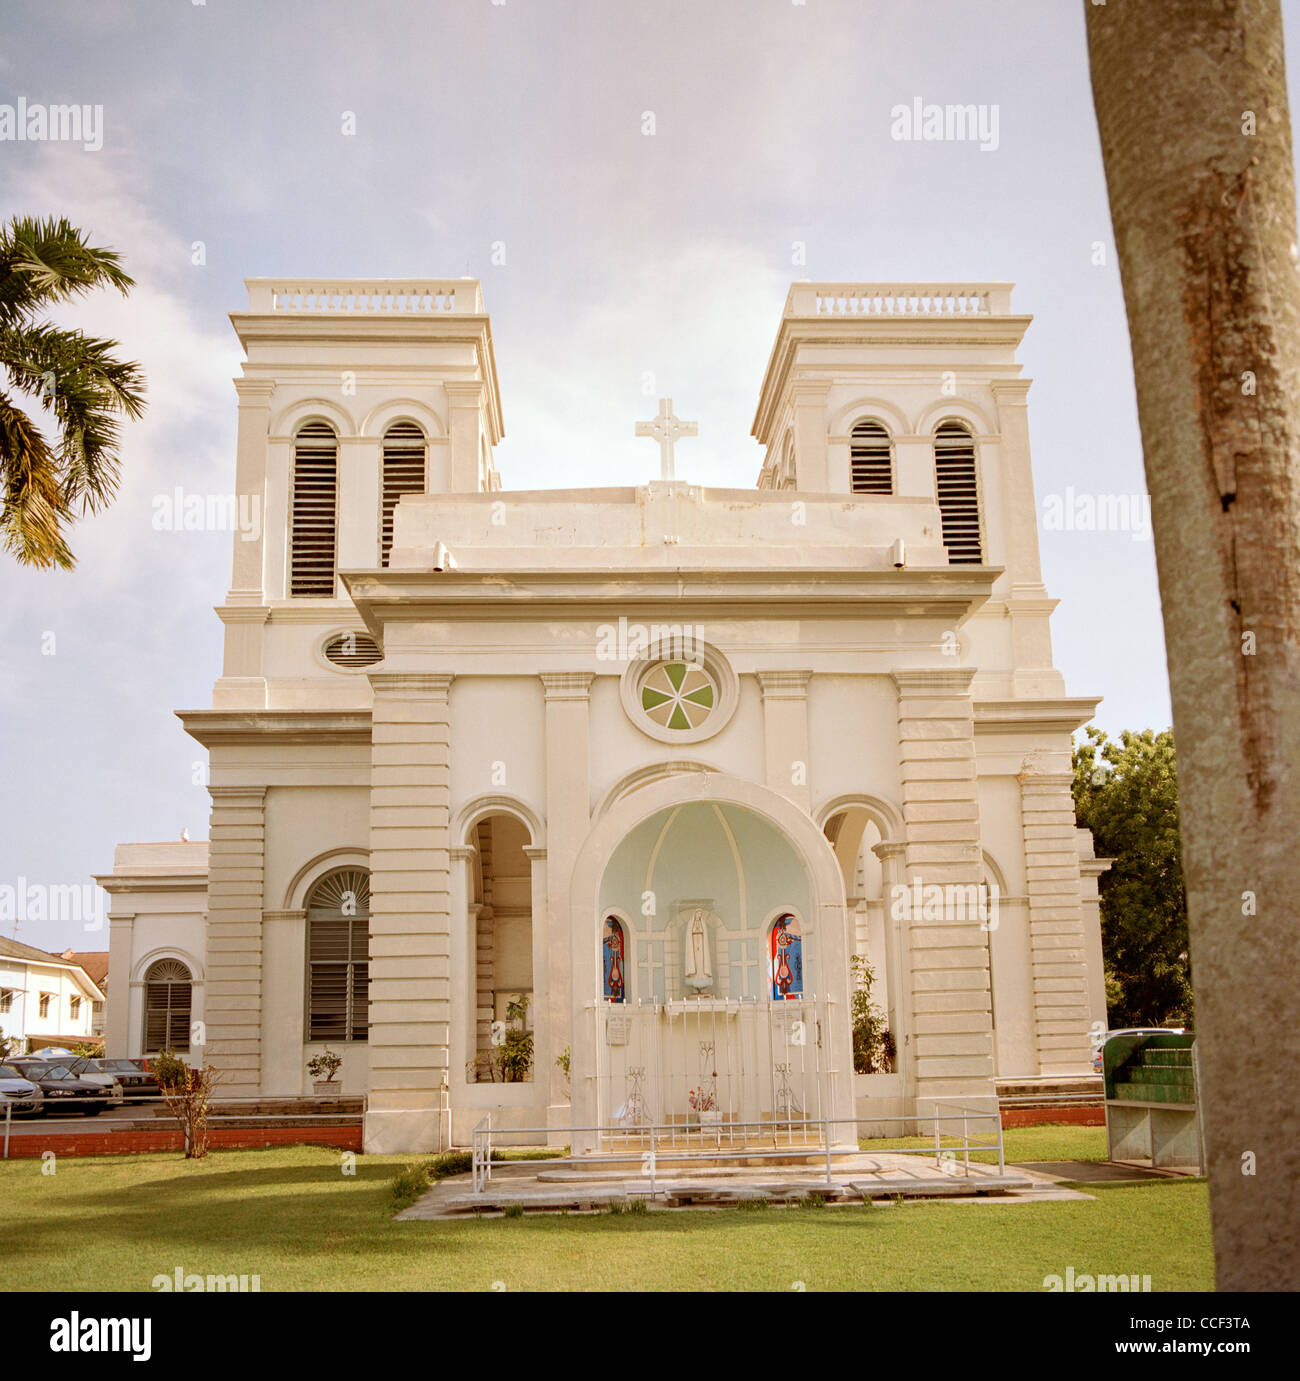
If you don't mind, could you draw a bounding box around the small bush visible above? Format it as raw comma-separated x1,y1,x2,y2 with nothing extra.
391,1163,430,1210
606,1199,626,1215
798,1194,827,1209
626,1198,649,1215
738,1197,769,1211
503,1202,525,1219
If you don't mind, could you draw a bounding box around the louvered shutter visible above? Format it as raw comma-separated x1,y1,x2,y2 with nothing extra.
322,631,383,668
381,422,426,567
144,959,192,1051
850,420,893,494
935,422,983,563
307,870,370,1042
291,422,339,596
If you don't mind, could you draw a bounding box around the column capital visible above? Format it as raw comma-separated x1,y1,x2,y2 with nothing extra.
369,671,454,698
756,669,812,699
892,667,977,697
262,909,305,923
234,379,276,404
108,911,137,926
990,378,1032,404
449,845,477,863
872,841,908,861
540,671,594,701
523,845,548,862
444,379,486,405
208,785,267,806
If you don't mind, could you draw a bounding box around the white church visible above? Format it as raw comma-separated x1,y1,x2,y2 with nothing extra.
98,278,1109,1154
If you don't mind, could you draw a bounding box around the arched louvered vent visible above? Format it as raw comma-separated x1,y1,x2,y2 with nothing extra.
322,630,383,669
143,959,192,1052
381,421,427,567
291,421,339,596
308,869,371,913
850,420,894,494
307,869,370,1043
935,421,983,563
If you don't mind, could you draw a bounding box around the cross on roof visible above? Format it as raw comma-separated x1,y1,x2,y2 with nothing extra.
635,397,697,482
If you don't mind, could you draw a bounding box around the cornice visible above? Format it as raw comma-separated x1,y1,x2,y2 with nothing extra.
179,709,373,748
892,667,978,695
973,698,1100,735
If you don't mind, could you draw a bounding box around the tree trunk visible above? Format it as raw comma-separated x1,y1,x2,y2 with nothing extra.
1085,0,1300,1289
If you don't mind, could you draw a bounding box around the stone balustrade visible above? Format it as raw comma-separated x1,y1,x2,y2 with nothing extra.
787,282,1013,317
245,278,483,314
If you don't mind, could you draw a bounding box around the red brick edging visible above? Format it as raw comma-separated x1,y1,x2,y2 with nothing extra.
1001,1106,1105,1129
2,1125,361,1158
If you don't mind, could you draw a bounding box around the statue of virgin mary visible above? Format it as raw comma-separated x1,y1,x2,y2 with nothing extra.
683,909,713,993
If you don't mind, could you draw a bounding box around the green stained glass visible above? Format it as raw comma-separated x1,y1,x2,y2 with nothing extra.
642,687,672,710
668,704,691,730
683,685,714,708
665,662,687,691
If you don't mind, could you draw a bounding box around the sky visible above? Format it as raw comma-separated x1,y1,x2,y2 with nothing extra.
3,0,1298,954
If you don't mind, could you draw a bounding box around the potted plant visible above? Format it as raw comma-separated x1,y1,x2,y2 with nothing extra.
688,1086,720,1125
307,1048,343,1096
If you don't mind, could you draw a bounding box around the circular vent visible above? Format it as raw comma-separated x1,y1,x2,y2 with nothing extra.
322,631,382,669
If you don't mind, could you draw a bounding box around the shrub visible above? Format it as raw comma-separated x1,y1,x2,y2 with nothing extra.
391,1163,429,1210
153,1050,218,1160
503,1202,525,1219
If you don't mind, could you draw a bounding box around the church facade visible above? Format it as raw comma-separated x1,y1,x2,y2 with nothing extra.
99,279,1109,1154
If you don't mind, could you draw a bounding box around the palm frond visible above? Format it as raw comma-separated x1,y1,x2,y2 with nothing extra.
0,216,135,326
0,390,74,569
0,322,147,510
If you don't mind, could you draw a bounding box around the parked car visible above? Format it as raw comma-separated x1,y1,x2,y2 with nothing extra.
91,1058,161,1099
51,1057,125,1104
0,1062,44,1117
9,1060,115,1115
1092,1027,1186,1074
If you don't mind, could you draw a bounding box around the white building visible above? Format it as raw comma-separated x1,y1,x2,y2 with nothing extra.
0,937,106,1052
100,279,1109,1154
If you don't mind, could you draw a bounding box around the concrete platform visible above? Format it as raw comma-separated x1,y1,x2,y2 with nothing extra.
397,1151,1054,1219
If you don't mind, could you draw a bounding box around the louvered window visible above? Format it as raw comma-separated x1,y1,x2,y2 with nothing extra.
935,421,983,563
381,421,426,567
850,420,894,494
143,959,192,1051
307,869,370,1042
290,421,339,597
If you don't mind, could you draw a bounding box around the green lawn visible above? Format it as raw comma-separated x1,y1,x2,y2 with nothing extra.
870,1123,1113,1164
1,1136,1212,1292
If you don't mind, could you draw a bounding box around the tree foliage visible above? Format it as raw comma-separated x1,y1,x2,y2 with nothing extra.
1072,727,1191,1028
0,215,147,568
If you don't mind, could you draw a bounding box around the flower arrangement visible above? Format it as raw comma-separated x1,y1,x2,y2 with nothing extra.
687,1086,716,1112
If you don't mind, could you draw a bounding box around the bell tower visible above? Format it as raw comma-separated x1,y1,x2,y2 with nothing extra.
215,278,503,709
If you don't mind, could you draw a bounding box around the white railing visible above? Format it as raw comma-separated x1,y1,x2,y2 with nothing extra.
245,279,482,315
592,994,836,1146
787,282,1012,318
468,1105,1006,1197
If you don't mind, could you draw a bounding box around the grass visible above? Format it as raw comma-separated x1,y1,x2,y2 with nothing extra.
864,1124,1112,1166
0,1139,1213,1292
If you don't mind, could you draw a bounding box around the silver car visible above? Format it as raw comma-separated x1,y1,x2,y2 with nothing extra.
50,1056,125,1105
0,1061,45,1116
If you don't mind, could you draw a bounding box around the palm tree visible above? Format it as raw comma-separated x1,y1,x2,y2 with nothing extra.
1085,0,1300,1289
0,216,147,568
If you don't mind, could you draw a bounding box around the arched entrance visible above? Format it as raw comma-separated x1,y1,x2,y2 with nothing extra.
567,775,856,1150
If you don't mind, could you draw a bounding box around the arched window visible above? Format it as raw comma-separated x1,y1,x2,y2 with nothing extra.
769,914,804,1000
290,421,339,596
934,421,983,563
850,420,894,494
602,916,627,1003
381,421,426,567
143,959,192,1052
307,869,370,1042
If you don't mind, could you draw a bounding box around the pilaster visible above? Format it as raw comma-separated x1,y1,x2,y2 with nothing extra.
1019,769,1094,1073
891,669,996,1114
756,670,812,811
204,785,267,1094
105,911,136,1058
541,672,591,1115
364,671,454,1153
